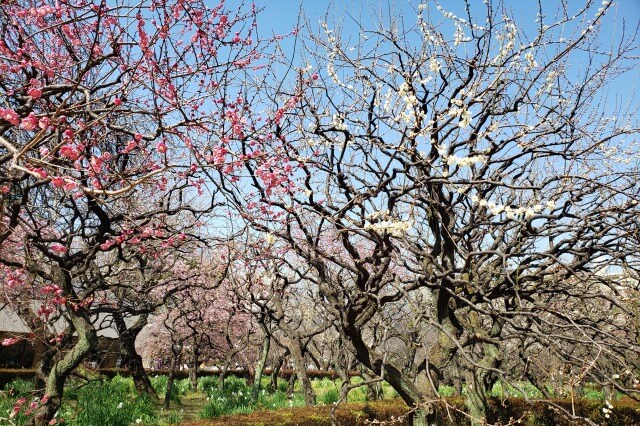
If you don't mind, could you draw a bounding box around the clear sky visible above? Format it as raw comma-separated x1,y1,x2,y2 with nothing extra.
253,0,639,122
255,0,640,35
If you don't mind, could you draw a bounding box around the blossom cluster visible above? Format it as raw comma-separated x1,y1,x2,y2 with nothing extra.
364,211,412,236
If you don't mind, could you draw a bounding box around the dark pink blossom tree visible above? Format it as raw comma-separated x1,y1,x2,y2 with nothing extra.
0,0,286,422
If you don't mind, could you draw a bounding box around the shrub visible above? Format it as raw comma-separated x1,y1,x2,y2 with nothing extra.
497,382,544,399
259,389,284,409
229,404,253,415
110,375,135,393
174,378,191,395
581,385,606,400
277,378,288,393
381,381,398,399
220,375,249,395
200,399,228,419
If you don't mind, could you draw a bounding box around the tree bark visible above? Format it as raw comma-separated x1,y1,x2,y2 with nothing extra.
363,370,383,401
113,312,157,399
33,311,97,425
270,353,286,392
463,315,503,426
286,368,297,396
164,343,182,410
287,335,315,405
344,322,432,426
252,329,270,403
218,353,233,392
32,266,99,425
189,349,199,392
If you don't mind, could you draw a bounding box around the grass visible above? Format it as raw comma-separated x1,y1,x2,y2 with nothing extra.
197,374,402,419
0,379,35,425
62,376,158,425
150,375,191,404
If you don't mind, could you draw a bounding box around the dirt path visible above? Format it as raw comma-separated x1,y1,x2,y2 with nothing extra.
160,391,207,423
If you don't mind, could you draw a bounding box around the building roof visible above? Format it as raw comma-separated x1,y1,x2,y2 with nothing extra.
0,306,31,334
0,304,137,338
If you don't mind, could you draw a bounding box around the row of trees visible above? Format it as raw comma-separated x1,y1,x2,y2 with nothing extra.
1,0,639,425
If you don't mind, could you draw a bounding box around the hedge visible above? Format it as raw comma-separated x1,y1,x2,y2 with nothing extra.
0,367,355,388
182,399,410,426
181,397,640,425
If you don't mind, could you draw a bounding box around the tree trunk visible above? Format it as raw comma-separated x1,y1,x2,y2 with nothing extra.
271,292,314,405
218,354,233,392
164,344,182,410
33,311,98,425
35,345,56,397
336,361,350,404
270,351,287,392
344,322,432,426
113,312,157,399
287,336,315,406
189,350,199,392
128,351,157,398
252,331,271,403
464,368,488,426
363,370,383,401
33,266,99,425
16,299,57,396
286,367,296,395
463,316,503,426
245,362,256,386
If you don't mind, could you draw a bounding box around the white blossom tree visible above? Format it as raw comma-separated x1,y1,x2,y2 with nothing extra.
221,1,640,424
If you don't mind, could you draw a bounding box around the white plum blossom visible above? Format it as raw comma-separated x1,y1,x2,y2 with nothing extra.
365,210,412,236
429,57,441,73
459,109,472,128
445,154,485,167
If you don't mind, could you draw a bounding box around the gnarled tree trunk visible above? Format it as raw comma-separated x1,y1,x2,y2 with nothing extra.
287,335,315,405
33,311,97,425
344,321,432,426
113,312,157,399
32,266,99,425
463,315,503,426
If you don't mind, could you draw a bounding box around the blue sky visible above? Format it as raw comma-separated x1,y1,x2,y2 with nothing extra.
255,0,640,34
253,0,639,122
